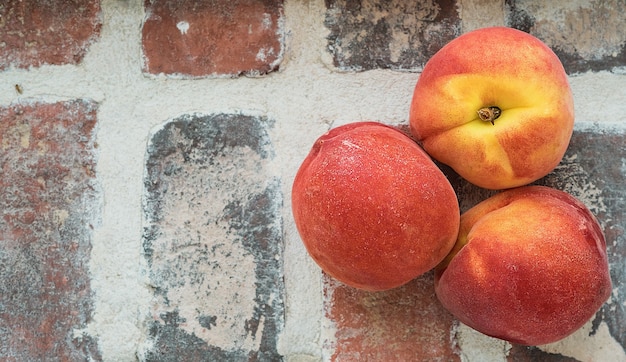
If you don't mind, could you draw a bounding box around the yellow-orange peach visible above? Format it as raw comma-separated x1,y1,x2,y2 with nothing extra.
410,27,574,190
292,122,460,291
435,186,612,345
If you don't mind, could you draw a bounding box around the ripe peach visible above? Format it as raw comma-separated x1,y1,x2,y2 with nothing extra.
435,186,612,345
409,27,574,189
292,122,460,291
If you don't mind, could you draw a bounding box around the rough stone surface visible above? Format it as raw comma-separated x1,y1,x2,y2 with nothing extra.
0,0,102,70
445,129,626,356
142,113,284,361
324,0,461,71
323,272,460,361
142,0,284,77
0,100,101,361
506,0,626,74
459,0,505,32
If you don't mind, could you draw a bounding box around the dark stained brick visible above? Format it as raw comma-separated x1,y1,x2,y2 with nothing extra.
142,0,284,77
142,113,284,361
505,0,626,74
324,272,460,361
446,128,626,352
549,131,626,352
324,0,460,71
508,345,580,362
0,0,102,70
0,100,101,360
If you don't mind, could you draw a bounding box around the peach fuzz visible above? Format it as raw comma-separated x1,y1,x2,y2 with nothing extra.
409,27,574,190
292,122,460,291
435,186,612,345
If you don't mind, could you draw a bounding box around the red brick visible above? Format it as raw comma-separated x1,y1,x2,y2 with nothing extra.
324,272,459,361
0,100,100,360
0,0,101,70
325,0,460,71
142,0,284,77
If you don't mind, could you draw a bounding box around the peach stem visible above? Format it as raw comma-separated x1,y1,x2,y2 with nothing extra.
477,106,502,125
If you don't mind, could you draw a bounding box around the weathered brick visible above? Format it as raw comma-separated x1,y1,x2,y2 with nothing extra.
324,0,460,71
324,272,460,361
447,129,626,354
142,113,284,361
507,345,580,361
0,0,101,70
506,0,626,74
0,100,101,360
142,0,284,77
551,131,626,353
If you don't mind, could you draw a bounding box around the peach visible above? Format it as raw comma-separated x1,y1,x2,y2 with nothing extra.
435,186,612,345
409,27,574,190
292,122,460,291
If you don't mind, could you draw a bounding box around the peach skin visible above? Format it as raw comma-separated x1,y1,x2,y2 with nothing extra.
409,27,574,190
292,122,460,291
435,186,612,345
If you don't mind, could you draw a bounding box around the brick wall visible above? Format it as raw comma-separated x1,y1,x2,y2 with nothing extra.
0,0,625,361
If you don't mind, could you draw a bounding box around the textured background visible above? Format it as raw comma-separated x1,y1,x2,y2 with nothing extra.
0,0,625,361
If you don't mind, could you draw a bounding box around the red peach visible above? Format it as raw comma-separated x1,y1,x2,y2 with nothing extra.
292,122,460,291
435,186,612,345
